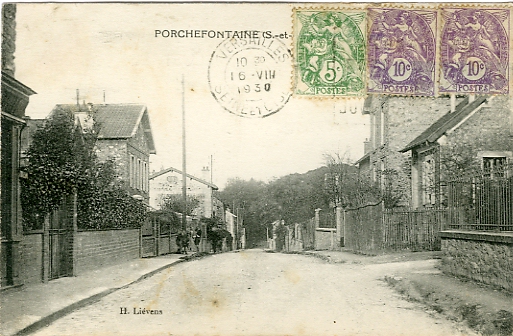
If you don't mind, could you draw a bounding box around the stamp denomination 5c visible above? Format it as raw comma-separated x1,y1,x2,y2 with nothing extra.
440,8,510,94
368,8,438,96
293,9,366,97
208,37,291,118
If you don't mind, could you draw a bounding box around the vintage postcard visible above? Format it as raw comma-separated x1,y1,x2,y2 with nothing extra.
2,3,513,336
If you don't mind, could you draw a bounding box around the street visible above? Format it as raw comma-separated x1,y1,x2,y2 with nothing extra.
32,250,473,336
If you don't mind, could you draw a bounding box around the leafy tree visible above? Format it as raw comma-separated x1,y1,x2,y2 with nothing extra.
153,210,181,235
216,178,273,247
21,106,147,231
21,109,84,220
161,194,200,216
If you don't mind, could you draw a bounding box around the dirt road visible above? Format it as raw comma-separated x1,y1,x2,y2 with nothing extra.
32,250,474,336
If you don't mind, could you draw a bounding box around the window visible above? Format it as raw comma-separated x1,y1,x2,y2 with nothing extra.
130,155,135,187
421,154,436,205
483,156,507,178
137,159,141,189
143,162,146,191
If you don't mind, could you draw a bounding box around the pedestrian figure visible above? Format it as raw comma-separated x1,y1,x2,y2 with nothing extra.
176,231,187,254
194,229,201,252
175,232,183,254
182,231,190,253
209,228,221,253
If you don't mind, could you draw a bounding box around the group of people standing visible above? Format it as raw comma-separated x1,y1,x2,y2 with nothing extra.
175,226,231,254
176,229,202,254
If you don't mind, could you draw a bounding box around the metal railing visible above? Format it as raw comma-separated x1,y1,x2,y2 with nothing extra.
446,164,513,232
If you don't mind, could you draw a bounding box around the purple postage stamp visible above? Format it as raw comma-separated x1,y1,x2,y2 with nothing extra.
440,8,510,94
368,8,437,96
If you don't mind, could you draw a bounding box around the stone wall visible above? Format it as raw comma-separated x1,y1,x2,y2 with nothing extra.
365,96,456,207
75,229,140,274
441,96,513,172
315,228,336,250
441,231,513,292
94,140,128,180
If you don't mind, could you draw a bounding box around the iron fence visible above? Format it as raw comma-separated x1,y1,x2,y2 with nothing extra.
319,210,336,228
446,164,513,231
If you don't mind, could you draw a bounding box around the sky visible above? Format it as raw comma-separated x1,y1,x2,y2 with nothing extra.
15,3,370,189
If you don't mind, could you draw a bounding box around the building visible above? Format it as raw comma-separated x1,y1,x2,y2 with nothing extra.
1,4,37,287
50,103,156,202
355,95,461,207
149,166,220,218
400,95,513,208
225,209,237,250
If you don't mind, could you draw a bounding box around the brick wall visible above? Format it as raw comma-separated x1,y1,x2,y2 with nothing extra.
19,233,43,285
75,229,140,274
441,232,513,292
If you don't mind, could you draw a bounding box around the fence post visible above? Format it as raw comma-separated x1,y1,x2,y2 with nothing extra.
314,209,321,228
42,213,50,283
72,191,78,276
336,206,342,249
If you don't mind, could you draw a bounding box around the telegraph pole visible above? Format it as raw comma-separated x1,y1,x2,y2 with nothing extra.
182,75,187,231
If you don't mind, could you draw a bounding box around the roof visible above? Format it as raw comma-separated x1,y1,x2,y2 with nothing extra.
400,96,487,153
354,151,371,165
51,104,156,154
149,167,219,190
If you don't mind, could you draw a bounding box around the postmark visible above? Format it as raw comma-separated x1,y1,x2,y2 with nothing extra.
440,8,510,94
368,8,437,96
293,9,366,97
208,37,291,118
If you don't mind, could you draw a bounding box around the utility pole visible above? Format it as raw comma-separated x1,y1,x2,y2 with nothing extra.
182,75,187,231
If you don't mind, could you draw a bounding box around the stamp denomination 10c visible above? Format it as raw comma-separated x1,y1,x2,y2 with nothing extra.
293,9,367,97
440,8,509,94
368,8,438,96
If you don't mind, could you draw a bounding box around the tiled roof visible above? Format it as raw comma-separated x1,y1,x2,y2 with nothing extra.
400,96,487,153
149,167,219,190
94,104,146,139
51,104,156,153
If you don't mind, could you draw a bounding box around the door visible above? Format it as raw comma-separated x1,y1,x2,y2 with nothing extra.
48,195,74,280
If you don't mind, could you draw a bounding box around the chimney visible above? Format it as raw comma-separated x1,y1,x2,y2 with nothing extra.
364,138,372,154
450,94,456,112
201,166,210,182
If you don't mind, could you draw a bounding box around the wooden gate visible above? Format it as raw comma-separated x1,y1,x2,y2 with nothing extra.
48,194,74,280
141,217,157,257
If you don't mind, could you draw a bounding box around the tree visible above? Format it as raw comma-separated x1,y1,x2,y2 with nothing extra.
216,178,274,247
160,194,200,216
21,106,147,231
324,152,383,208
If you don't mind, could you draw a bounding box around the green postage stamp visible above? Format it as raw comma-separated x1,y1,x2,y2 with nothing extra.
293,9,367,97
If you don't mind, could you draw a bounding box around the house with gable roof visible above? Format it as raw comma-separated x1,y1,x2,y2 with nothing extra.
355,95,458,207
50,103,156,202
399,95,513,209
149,166,221,219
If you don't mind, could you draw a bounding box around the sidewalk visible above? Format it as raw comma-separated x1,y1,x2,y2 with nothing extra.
303,249,513,335
0,253,190,336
